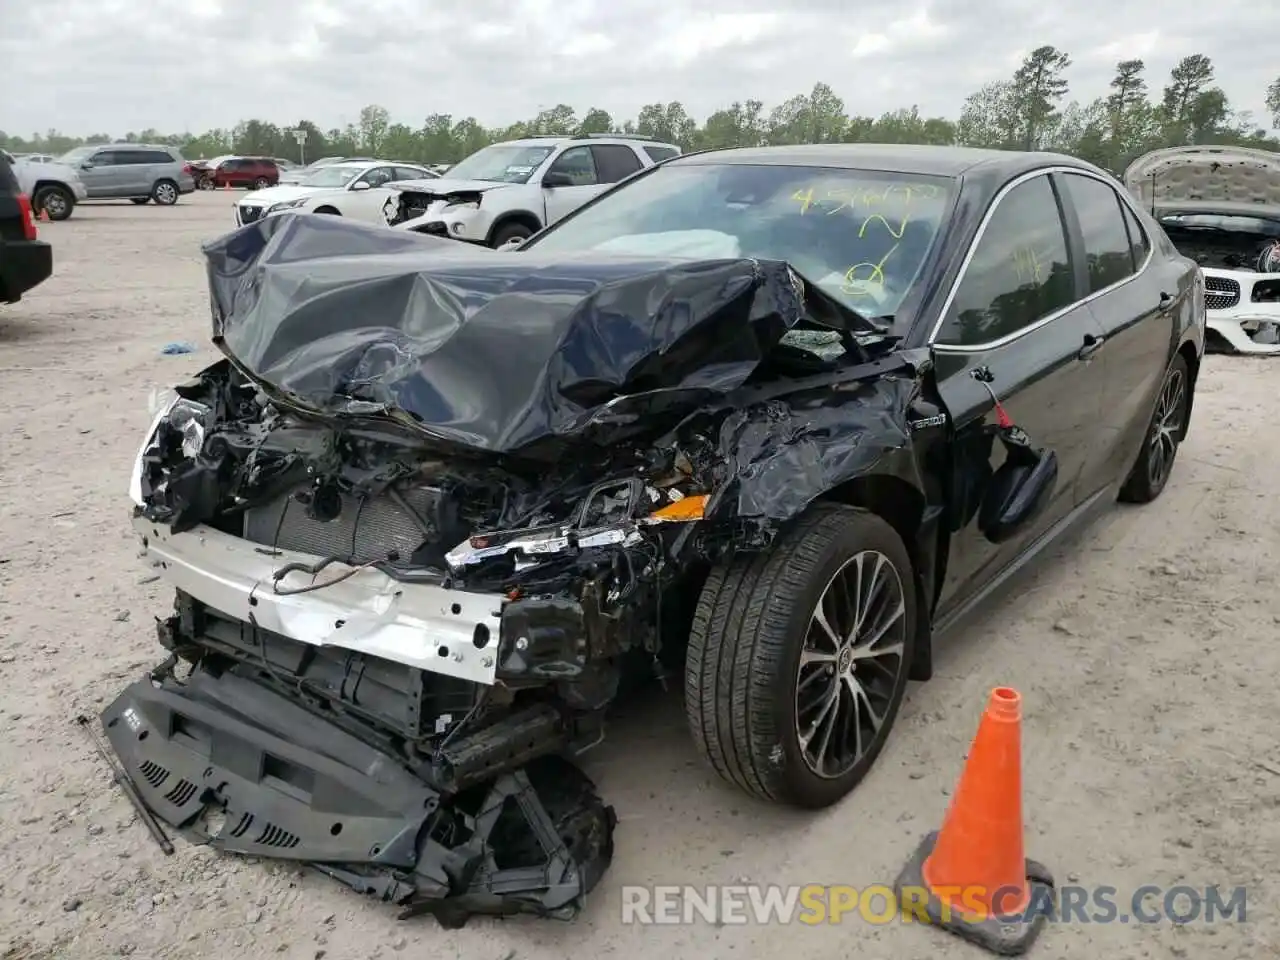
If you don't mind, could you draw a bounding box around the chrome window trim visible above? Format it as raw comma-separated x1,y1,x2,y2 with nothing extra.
928,166,1156,354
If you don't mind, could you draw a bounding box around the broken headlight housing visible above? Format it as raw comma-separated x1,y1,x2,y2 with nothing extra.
127,393,212,507
444,478,709,575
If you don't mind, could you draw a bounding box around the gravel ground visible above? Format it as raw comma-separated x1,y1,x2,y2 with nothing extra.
1,191,1277,960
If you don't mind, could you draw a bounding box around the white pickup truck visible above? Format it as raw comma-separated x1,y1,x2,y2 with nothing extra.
0,150,88,221
384,134,680,247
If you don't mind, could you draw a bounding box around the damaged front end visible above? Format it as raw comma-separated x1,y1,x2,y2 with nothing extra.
105,212,923,924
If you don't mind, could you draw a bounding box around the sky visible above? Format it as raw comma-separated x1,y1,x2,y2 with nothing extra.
1,0,1276,138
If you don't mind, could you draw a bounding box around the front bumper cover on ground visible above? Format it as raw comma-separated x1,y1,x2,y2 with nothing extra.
101,663,616,926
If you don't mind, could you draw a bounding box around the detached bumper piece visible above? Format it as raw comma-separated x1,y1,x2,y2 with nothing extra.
100,666,616,927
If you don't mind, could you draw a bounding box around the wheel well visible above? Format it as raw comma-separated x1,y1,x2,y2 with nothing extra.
33,180,71,195
820,474,934,681
313,205,340,214
1177,340,1199,441
487,212,541,244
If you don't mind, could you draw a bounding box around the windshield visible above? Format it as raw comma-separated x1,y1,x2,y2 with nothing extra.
59,146,96,164
445,144,555,183
299,164,365,188
525,162,955,318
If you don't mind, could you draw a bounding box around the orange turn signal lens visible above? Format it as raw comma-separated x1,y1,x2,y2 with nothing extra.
649,494,708,522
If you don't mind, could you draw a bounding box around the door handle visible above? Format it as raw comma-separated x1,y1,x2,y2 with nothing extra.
1159,291,1176,310
1077,333,1105,360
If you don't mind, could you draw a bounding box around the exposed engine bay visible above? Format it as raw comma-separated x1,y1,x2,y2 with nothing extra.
106,212,925,925
1123,145,1280,355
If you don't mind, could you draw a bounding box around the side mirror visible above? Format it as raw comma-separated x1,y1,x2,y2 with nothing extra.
350,181,371,191
978,442,1058,544
542,171,575,188
81,162,94,170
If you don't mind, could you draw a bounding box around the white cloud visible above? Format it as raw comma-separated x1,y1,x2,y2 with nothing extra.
0,0,1274,136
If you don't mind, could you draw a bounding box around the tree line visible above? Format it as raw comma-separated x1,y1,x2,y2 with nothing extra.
5,50,1280,176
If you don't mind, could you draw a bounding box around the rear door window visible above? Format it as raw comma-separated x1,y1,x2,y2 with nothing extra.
1059,172,1138,293
590,144,643,183
936,173,1076,347
1119,203,1150,267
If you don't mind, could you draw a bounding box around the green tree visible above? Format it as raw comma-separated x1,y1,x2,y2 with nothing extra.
1160,55,1215,143
1011,45,1072,149
1266,77,1280,129
358,105,391,153
956,80,1020,148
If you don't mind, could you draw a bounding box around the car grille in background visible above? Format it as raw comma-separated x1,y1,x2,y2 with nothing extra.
1203,276,1241,310
238,205,263,225
242,486,440,564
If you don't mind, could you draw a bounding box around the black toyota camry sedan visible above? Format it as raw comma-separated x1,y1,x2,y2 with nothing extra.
108,143,1203,924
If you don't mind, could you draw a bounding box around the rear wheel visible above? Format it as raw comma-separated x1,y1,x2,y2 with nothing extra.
253,177,270,190
685,503,916,808
151,180,179,206
33,185,74,221
1118,353,1190,504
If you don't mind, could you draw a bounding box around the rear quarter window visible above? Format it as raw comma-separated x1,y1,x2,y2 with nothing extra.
643,146,679,163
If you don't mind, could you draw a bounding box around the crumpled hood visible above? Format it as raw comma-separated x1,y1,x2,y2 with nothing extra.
202,212,808,458
389,177,511,196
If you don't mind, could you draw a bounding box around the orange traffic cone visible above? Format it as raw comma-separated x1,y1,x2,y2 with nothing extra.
38,207,50,222
894,687,1054,955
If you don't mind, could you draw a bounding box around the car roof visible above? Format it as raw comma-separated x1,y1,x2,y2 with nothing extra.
669,143,1096,179
499,136,680,149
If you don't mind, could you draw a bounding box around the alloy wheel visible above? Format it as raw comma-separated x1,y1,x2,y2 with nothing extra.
155,183,177,204
1148,367,1185,489
42,192,68,218
795,550,908,779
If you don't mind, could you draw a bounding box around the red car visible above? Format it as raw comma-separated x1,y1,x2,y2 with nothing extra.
195,157,280,190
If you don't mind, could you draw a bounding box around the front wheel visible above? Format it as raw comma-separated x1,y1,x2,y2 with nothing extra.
34,185,74,221
1118,353,1190,504
490,222,534,248
151,180,179,205
253,177,270,189
685,503,917,808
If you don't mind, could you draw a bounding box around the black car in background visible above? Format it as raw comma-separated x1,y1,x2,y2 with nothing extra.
108,144,1204,924
0,152,52,303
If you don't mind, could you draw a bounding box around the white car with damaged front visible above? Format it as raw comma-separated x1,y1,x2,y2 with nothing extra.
234,160,437,227
383,135,681,248
1124,145,1280,354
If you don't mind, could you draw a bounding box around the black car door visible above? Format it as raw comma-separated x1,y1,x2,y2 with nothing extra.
1053,171,1187,490
928,170,1108,616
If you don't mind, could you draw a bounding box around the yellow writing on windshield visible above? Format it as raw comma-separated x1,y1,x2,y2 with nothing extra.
840,244,900,295
791,182,941,243
792,182,942,216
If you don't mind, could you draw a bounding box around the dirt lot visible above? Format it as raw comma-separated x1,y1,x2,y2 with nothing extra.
1,190,1277,959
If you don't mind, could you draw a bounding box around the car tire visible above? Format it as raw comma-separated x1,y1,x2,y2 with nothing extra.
253,177,270,190
131,198,150,205
685,503,917,809
1118,353,1191,504
490,222,534,248
34,185,74,221
151,180,179,206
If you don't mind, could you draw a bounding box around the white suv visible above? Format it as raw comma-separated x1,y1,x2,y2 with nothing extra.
384,135,681,247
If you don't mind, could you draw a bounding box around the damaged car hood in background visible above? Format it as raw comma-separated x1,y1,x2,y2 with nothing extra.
203,213,818,457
